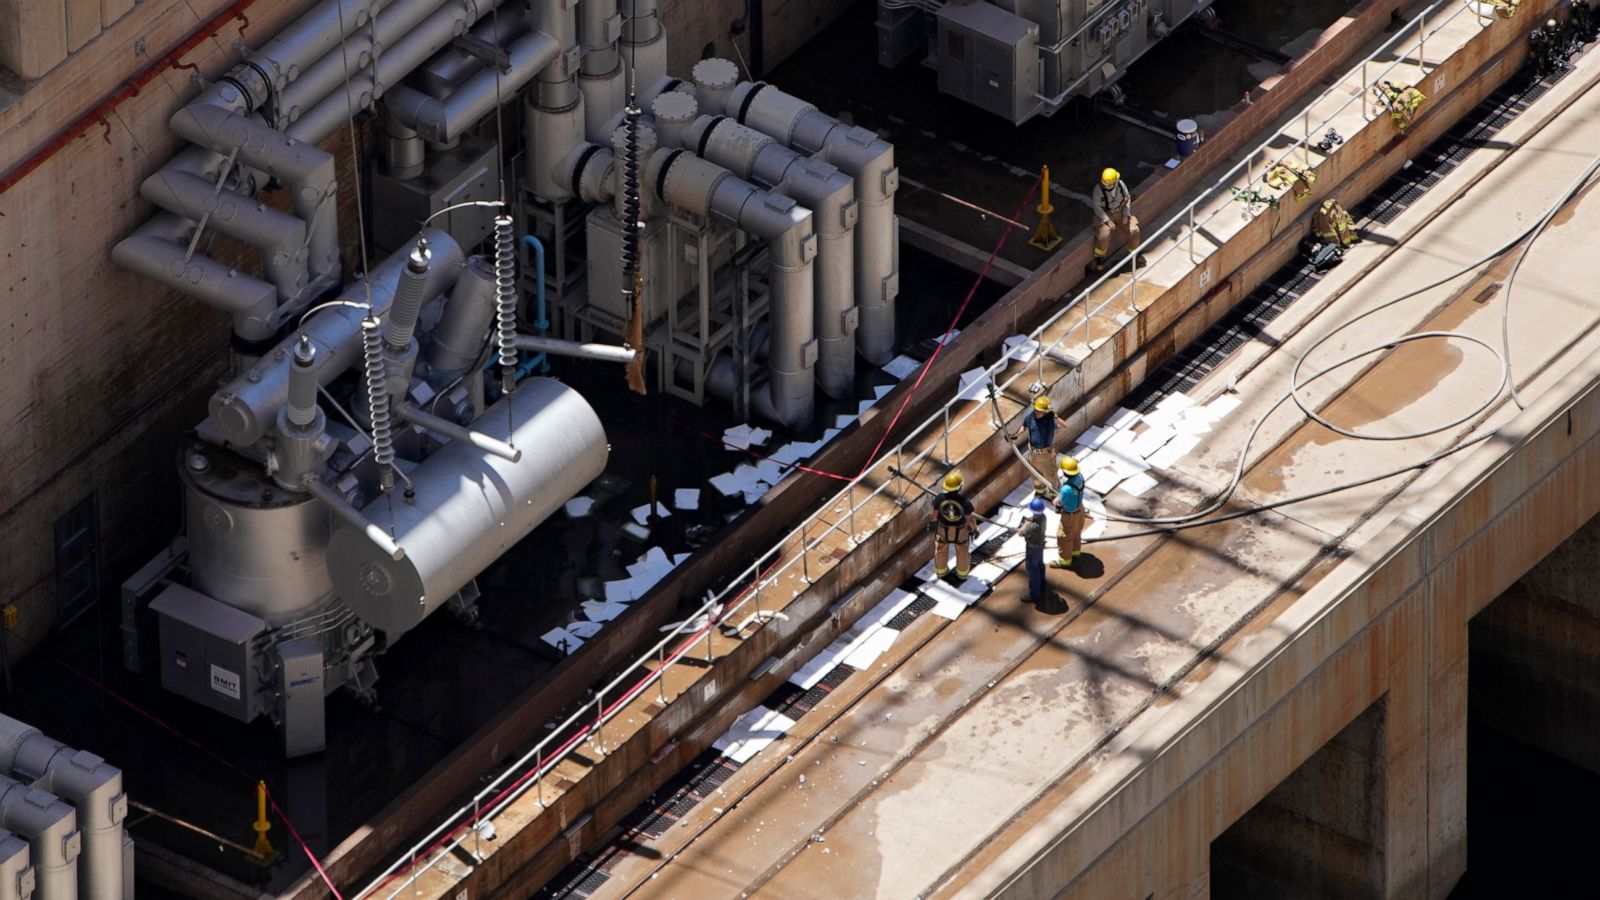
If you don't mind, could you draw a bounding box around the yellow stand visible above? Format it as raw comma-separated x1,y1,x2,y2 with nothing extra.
1029,165,1063,252
251,780,277,862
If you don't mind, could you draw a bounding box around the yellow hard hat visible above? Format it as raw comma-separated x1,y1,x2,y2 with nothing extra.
943,470,964,491
1101,167,1120,187
1060,456,1080,476
1033,395,1052,412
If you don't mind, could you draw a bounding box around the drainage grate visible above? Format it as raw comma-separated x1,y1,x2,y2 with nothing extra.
1127,64,1566,413
537,859,610,899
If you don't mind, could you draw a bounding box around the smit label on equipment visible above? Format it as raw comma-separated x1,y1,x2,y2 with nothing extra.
210,664,241,700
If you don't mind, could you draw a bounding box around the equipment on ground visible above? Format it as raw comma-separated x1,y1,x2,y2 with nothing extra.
877,1,1219,123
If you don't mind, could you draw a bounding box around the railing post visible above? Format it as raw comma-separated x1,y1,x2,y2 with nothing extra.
657,645,668,702
1418,11,1427,70
848,491,859,546
1362,61,1370,119
594,689,606,756
942,406,952,464
703,623,715,662
1187,205,1197,262
536,747,545,807
801,517,812,582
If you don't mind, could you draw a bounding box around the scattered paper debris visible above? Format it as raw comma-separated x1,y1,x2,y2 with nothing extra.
581,599,631,622
934,329,962,346
873,383,895,399
567,621,603,639
621,522,650,541
540,627,580,653
1001,334,1041,363
564,497,594,518
1119,472,1160,498
1106,407,1142,431
857,398,877,415
723,424,773,450
1086,467,1127,496
673,488,701,510
842,628,899,669
1130,424,1177,458
1203,395,1243,421
1147,434,1202,470
882,355,923,379
631,501,669,525
835,412,859,429
713,707,798,763
956,367,993,402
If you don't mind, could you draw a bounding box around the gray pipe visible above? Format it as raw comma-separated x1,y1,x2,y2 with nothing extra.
169,104,340,283
513,334,636,363
196,0,413,112
284,0,514,146
208,229,465,447
0,830,29,900
652,149,816,428
112,217,279,342
0,716,123,900
619,0,666,91
425,255,497,383
724,78,900,365
412,3,530,99
397,403,522,461
0,776,76,900
533,0,579,109
138,170,309,301
686,115,858,398
272,0,448,120
383,29,561,143
303,477,405,561
578,0,623,139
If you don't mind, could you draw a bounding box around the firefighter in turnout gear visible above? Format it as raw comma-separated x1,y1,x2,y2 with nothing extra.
1053,456,1090,567
1092,167,1142,271
1374,80,1426,130
1530,18,1567,77
1312,199,1360,247
931,470,977,578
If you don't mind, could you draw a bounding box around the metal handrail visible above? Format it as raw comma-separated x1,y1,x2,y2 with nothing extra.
358,2,1489,894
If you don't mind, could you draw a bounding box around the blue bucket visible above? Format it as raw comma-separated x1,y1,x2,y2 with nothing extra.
1176,118,1200,157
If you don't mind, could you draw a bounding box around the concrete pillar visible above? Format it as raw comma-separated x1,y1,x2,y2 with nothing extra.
1210,701,1389,899
1471,512,1600,774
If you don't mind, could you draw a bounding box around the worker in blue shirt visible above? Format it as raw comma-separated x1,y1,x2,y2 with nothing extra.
1010,395,1068,472
1054,456,1090,567
1022,498,1048,603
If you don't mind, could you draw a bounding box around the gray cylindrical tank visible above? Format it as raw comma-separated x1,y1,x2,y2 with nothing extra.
181,440,334,624
328,378,608,635
0,829,29,900
0,777,76,900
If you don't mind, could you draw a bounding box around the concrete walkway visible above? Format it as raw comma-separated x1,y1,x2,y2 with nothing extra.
594,51,1600,900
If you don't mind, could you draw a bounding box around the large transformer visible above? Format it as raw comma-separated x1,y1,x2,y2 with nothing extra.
878,0,1211,123
111,0,899,756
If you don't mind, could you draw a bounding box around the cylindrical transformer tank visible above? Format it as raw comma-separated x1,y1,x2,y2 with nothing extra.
181,439,334,624
328,377,608,635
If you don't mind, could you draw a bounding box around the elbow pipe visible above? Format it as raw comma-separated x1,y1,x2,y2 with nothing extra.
579,0,620,74
414,3,532,98
112,226,278,342
513,334,636,364
654,150,817,428
139,170,310,302
725,80,900,365
303,478,405,561
383,29,562,144
556,143,617,205
208,229,465,447
169,105,340,282
686,115,858,397
533,0,579,109
398,403,522,462
0,715,125,900
0,775,78,900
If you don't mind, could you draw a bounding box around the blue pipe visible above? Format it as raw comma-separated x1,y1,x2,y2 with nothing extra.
520,234,550,374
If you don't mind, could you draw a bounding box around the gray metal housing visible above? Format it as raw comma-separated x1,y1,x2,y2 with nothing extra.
328,377,609,635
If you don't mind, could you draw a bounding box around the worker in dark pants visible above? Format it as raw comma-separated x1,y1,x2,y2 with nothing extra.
1573,2,1598,45
1010,395,1067,475
931,470,976,579
1023,498,1048,603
